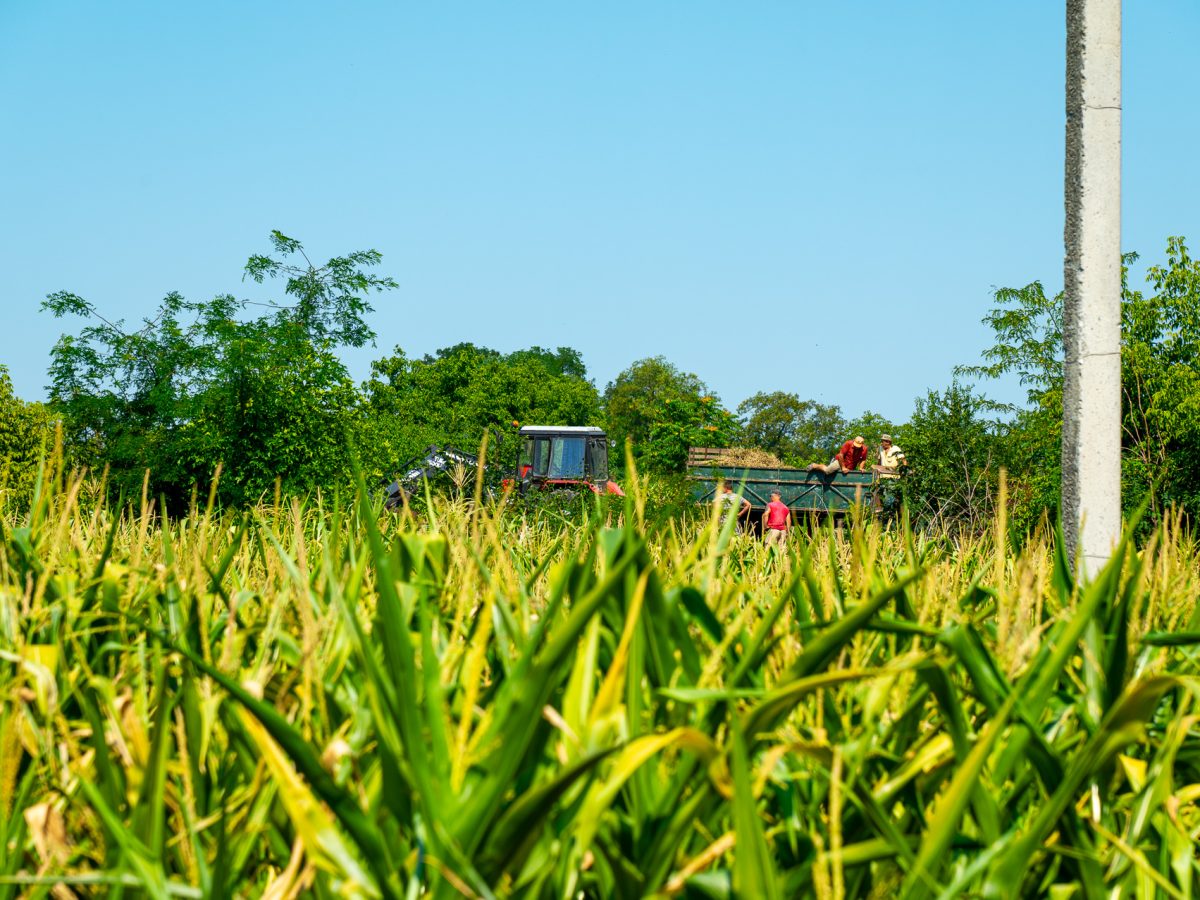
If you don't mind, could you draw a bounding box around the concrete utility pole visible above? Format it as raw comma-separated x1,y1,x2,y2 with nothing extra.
1062,0,1122,577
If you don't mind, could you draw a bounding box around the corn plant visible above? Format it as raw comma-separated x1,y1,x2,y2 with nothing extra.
1,460,1199,898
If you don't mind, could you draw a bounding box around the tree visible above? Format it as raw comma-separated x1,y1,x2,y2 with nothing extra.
43,231,397,506
960,240,1200,532
603,357,716,468
957,280,1063,411
1120,238,1200,517
897,383,1004,529
0,367,54,510
736,392,846,465
960,237,1200,529
954,278,1063,532
845,410,896,449
506,346,589,380
642,394,737,474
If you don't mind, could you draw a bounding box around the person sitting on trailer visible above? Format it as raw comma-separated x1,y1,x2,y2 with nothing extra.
763,491,791,547
871,434,906,478
807,435,869,475
871,434,906,513
716,481,752,531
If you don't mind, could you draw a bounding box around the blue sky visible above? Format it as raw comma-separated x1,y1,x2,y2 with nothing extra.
4,2,1199,423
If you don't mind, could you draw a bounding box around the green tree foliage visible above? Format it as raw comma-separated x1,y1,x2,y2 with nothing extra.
603,356,707,452
962,237,1200,528
897,383,1003,529
845,410,896,449
735,393,894,467
1122,239,1200,516
603,357,733,473
643,394,736,474
955,277,1064,532
361,343,601,478
0,366,54,509
42,231,396,506
736,392,844,464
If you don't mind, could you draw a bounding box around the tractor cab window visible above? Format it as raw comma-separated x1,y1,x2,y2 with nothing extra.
548,436,586,479
520,437,551,478
585,438,608,482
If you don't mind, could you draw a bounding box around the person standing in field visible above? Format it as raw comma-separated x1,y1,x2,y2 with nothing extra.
808,435,869,475
763,491,790,547
716,481,751,532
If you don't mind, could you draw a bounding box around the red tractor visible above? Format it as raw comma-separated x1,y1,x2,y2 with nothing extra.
511,426,624,496
383,426,623,509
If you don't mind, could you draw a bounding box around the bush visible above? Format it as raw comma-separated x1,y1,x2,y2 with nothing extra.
897,382,1004,530
0,366,54,511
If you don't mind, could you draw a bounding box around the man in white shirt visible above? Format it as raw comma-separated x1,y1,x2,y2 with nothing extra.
873,434,906,478
872,434,905,513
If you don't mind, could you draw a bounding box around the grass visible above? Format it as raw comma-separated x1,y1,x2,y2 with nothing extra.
2,460,1200,898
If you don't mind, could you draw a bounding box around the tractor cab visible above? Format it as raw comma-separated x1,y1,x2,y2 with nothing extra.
516,426,623,496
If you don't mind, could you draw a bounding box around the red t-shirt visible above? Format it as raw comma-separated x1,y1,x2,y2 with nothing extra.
836,440,868,471
766,500,790,530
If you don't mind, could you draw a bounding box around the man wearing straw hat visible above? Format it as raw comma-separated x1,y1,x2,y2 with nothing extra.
808,435,869,475
872,434,906,477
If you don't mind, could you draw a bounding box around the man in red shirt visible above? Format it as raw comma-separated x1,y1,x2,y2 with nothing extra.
807,435,869,475
763,490,790,547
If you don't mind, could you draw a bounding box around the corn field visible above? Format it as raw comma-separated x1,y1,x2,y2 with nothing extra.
2,463,1200,899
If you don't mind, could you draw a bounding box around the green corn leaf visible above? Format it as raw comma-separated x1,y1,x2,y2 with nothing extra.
137,620,401,900
236,708,382,898
80,503,122,610
742,666,914,741
900,692,1017,899
658,687,768,703
132,669,175,861
1140,631,1200,646
677,585,724,645
562,616,601,738
1104,539,1146,713
787,568,924,681
75,779,170,900
570,728,720,871
728,571,801,689
985,675,1189,896
475,748,614,882
354,467,445,830
76,685,127,822
730,722,781,900
454,538,643,852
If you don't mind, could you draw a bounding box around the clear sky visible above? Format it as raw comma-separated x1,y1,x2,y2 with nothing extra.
4,2,1199,423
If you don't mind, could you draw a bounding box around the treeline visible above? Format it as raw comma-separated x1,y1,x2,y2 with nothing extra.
5,231,1200,533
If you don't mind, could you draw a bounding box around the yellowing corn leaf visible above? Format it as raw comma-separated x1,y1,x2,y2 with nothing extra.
1175,783,1200,805
12,645,58,715
1,707,23,819
873,733,955,802
589,570,648,734
1118,753,1148,792
117,692,150,769
23,801,72,866
262,837,317,900
664,831,736,895
562,616,600,742
572,728,719,860
238,708,381,899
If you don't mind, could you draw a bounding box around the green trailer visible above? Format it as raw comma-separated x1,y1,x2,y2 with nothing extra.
688,464,880,516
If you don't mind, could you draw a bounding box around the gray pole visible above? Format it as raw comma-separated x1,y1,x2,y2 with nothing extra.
1062,0,1122,577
